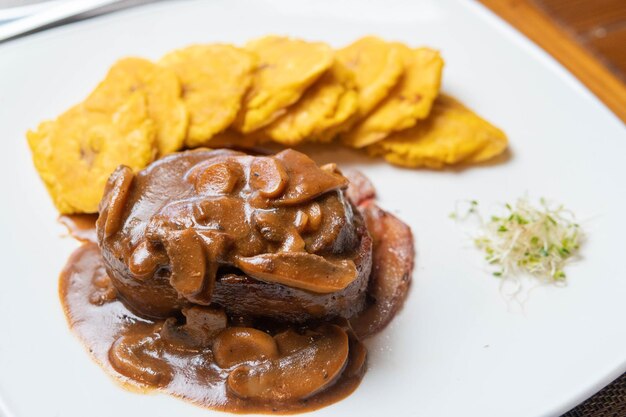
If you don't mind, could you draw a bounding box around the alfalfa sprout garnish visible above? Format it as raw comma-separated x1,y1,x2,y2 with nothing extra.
451,197,584,283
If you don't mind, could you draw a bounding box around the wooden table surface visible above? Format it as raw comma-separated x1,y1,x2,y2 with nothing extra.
479,0,626,124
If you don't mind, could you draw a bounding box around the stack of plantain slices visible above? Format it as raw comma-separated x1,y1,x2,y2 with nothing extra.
27,35,508,214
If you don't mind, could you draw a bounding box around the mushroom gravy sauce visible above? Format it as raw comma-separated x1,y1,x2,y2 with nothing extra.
60,243,366,413
58,151,414,414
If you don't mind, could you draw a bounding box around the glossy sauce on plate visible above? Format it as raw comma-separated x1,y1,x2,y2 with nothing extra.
58,154,413,414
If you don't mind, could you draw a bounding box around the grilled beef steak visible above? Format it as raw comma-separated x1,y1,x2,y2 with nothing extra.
97,148,372,321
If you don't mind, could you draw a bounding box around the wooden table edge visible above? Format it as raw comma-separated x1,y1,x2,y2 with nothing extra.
479,0,626,125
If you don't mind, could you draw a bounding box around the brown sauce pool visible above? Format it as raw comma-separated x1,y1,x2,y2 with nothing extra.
58,177,413,414
59,214,98,243
60,242,366,413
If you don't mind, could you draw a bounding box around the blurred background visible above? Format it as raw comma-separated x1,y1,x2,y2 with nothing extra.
479,0,626,124
531,0,625,82
1,0,624,82
1,0,624,123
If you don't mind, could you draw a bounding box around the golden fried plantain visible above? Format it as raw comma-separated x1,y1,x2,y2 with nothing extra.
264,60,358,145
84,57,187,155
367,95,508,169
336,36,404,117
343,45,444,148
27,93,156,213
234,36,334,133
160,44,257,147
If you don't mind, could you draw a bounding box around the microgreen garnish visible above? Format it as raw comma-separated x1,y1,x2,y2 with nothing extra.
452,196,584,283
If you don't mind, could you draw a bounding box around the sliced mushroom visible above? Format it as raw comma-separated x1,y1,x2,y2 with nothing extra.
327,318,367,378
128,240,169,281
108,331,172,387
350,202,414,339
307,202,323,231
98,165,134,238
293,210,309,232
164,229,212,304
192,160,242,195
319,162,341,175
273,328,314,355
235,252,357,293
280,231,306,252
213,327,279,369
253,210,288,243
160,306,227,348
343,337,367,378
274,149,348,206
303,193,357,254
249,157,288,198
252,209,306,252
227,324,349,401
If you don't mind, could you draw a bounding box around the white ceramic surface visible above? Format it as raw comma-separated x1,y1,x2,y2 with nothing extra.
1,1,625,416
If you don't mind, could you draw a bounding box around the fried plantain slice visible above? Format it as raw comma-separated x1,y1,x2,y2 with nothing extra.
27,93,156,213
234,36,334,133
84,57,187,155
159,44,257,148
264,60,358,145
336,36,404,117
343,45,444,148
367,95,508,169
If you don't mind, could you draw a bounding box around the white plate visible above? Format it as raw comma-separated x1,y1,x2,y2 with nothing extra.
1,1,625,416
